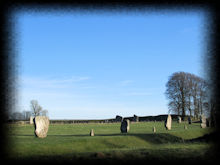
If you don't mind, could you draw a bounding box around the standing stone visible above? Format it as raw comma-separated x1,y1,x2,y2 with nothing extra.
188,116,192,124
177,116,181,123
90,129,94,136
33,116,49,138
127,119,130,131
30,116,34,124
153,126,156,133
200,114,207,128
165,115,172,130
184,124,187,130
120,119,130,133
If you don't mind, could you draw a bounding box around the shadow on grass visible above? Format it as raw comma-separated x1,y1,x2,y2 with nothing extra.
8,132,218,164
12,130,218,145
11,133,185,144
96,133,185,144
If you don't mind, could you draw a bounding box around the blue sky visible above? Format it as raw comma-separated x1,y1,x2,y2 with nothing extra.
15,9,207,119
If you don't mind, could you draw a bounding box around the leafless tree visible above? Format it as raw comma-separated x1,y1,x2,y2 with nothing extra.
41,109,48,117
165,72,209,119
165,72,188,117
30,100,42,117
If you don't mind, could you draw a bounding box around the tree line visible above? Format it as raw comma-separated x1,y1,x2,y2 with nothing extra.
8,100,48,121
165,71,216,126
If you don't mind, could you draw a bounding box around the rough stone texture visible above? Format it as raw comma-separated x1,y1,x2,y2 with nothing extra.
184,124,187,129
120,119,130,133
165,115,172,130
200,114,206,128
90,129,94,136
30,116,34,124
177,116,181,123
153,126,156,133
33,116,49,138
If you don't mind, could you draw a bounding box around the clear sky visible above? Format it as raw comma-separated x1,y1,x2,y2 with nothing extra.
15,9,207,119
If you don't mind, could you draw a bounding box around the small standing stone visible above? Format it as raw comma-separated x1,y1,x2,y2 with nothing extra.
33,116,49,138
200,114,207,128
165,115,172,130
30,116,34,124
184,124,187,129
177,116,181,123
153,126,156,133
90,129,94,136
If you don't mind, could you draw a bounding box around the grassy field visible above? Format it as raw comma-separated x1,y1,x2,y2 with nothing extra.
5,121,216,163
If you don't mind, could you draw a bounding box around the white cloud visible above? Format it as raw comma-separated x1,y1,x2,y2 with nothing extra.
20,76,90,89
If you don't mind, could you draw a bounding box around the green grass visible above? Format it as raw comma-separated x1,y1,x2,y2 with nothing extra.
5,121,215,162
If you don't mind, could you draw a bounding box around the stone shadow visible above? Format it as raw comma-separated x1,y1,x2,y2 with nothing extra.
95,133,184,144
11,131,214,145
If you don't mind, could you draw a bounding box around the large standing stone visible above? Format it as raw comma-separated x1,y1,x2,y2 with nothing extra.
30,116,34,124
165,115,172,130
33,116,49,138
200,114,207,128
177,116,181,123
120,119,130,133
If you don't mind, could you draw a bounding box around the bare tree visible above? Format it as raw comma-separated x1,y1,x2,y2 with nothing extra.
30,100,42,117
41,109,48,117
165,72,188,117
165,72,209,119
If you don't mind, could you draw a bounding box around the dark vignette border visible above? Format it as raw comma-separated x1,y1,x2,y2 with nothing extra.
0,0,219,164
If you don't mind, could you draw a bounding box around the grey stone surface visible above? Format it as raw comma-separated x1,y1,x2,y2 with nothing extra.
184,124,187,129
33,116,49,138
120,119,130,133
165,115,172,130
